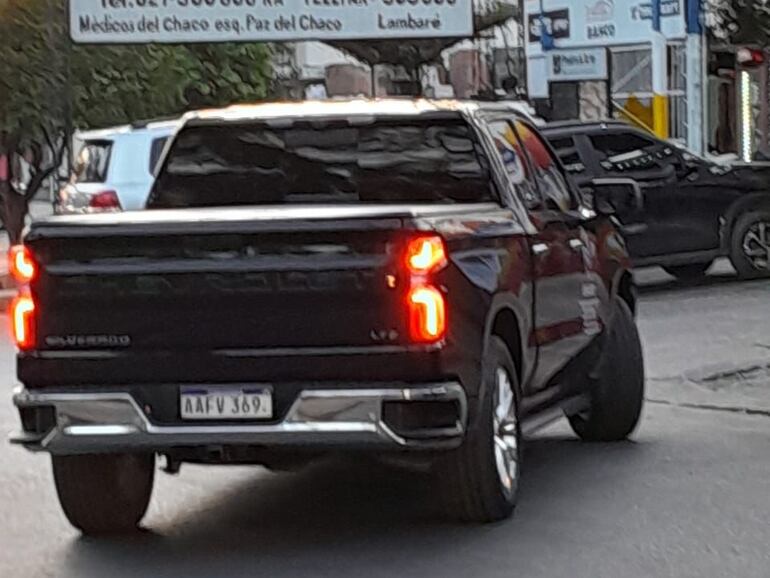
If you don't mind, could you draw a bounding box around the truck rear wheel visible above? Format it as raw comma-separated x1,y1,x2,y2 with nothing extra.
569,299,644,441
436,336,521,523
52,453,155,535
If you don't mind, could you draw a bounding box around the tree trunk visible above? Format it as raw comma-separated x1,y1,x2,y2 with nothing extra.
2,183,29,244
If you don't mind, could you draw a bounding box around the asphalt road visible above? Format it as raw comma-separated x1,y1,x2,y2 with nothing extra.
2,264,769,578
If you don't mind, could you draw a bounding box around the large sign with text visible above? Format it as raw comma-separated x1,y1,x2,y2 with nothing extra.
527,8,570,42
69,0,474,43
525,0,686,56
547,47,606,81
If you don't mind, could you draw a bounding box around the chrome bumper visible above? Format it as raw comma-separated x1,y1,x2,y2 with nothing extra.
10,383,467,454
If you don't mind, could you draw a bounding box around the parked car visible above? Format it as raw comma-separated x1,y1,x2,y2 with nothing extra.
542,120,770,279
55,119,179,214
11,99,644,534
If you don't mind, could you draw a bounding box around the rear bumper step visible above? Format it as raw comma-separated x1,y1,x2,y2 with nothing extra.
10,383,467,454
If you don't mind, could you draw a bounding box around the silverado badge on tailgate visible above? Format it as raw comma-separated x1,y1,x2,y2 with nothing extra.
44,334,132,348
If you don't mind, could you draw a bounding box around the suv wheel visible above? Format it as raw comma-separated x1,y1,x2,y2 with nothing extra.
436,336,521,523
569,299,644,442
730,210,770,278
52,453,155,535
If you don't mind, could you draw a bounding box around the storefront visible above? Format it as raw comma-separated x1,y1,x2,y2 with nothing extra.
708,46,769,160
524,0,690,141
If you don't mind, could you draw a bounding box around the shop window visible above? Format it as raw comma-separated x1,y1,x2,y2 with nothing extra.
668,43,687,141
611,48,653,94
549,82,580,121
610,47,654,131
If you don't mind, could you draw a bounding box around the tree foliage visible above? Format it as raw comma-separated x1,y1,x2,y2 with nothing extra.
707,0,770,45
71,43,273,128
0,0,273,133
0,0,273,239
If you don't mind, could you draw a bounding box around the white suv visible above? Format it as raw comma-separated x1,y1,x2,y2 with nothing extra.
56,119,179,214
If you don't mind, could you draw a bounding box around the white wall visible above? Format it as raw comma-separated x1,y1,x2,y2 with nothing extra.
295,42,360,80
441,20,521,68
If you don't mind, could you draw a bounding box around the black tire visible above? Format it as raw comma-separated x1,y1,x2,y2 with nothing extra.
569,299,644,442
52,453,155,535
436,336,521,523
663,262,711,280
730,210,770,279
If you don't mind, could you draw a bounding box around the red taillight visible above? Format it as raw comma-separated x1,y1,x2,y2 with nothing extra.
403,235,447,343
407,285,446,342
405,236,447,274
11,291,35,350
8,245,37,283
89,190,121,210
737,47,765,67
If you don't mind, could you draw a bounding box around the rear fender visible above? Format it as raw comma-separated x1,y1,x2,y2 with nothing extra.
482,295,533,400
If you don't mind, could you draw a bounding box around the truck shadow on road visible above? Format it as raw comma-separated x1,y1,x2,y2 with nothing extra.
61,435,648,578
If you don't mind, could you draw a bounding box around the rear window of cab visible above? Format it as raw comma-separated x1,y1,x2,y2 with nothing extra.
149,117,497,208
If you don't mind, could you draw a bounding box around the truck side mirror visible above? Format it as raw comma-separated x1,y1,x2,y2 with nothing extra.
589,178,643,216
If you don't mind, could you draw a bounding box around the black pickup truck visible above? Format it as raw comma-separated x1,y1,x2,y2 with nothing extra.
542,120,770,279
10,100,645,533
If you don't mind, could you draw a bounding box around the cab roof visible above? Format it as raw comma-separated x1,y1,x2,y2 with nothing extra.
76,119,180,141
184,98,538,125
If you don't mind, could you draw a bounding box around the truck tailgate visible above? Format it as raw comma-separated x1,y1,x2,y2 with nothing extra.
27,213,413,354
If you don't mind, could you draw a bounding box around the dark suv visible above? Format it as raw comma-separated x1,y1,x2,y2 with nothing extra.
11,100,645,533
542,120,770,279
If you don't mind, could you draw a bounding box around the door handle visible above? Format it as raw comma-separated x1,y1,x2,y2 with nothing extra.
569,238,584,251
532,242,550,256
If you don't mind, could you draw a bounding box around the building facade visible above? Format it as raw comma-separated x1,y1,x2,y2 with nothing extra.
284,15,525,102
524,0,693,142
524,0,770,159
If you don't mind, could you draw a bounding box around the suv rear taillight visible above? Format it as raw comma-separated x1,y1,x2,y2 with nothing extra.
89,190,121,210
11,289,35,350
404,235,447,343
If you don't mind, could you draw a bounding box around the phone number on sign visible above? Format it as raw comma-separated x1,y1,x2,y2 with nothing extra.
381,0,457,4
101,0,277,8
101,0,455,7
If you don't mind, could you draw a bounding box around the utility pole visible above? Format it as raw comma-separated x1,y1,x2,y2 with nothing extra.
64,0,74,174
651,0,669,139
371,64,377,98
685,0,705,154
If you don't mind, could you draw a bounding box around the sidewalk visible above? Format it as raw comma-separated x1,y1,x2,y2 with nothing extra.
0,200,54,304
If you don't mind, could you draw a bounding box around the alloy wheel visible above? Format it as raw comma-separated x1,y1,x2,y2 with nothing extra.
742,221,770,271
492,367,519,498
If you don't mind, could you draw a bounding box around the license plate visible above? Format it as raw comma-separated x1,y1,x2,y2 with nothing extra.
180,386,273,420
